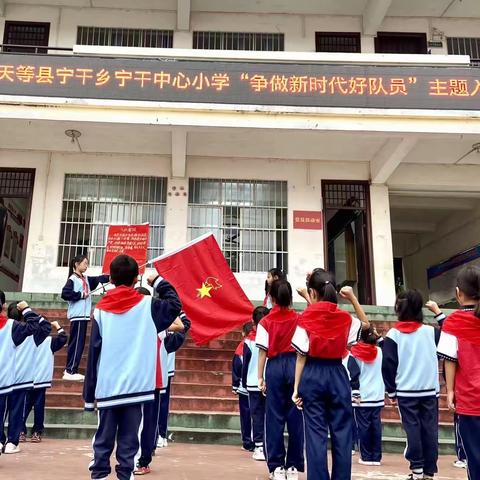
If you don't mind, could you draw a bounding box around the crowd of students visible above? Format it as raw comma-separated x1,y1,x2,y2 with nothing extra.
232,266,480,480
1,252,480,480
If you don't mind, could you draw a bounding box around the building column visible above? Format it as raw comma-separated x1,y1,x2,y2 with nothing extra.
370,184,396,306
163,177,189,254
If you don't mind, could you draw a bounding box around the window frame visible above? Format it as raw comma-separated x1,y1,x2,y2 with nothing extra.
2,21,50,53
315,32,361,53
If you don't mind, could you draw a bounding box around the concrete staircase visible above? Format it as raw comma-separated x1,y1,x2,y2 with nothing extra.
10,293,455,453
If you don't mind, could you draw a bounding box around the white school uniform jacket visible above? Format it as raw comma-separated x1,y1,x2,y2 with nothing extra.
352,347,385,408
34,329,68,389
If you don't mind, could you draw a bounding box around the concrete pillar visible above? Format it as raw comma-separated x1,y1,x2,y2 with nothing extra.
361,35,376,53
163,177,189,253
370,184,396,306
173,30,193,49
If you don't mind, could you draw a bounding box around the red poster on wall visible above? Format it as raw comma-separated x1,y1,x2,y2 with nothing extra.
293,211,323,230
102,224,149,275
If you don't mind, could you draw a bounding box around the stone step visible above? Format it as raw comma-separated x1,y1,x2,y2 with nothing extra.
175,358,231,372
176,348,234,360
185,338,240,351
171,383,235,398
170,396,238,413
174,370,232,385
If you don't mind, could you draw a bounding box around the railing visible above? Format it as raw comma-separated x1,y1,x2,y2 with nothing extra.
0,44,73,54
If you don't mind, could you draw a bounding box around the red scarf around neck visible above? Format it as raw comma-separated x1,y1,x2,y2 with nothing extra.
96,286,144,314
246,326,257,341
394,321,423,334
0,315,7,329
235,339,245,356
351,342,378,363
266,305,299,324
299,301,352,339
443,309,480,346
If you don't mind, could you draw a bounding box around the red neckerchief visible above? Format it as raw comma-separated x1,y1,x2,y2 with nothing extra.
299,301,352,339
263,295,270,307
246,326,257,341
75,273,89,297
0,315,7,330
443,309,480,346
394,321,423,333
96,286,144,314
235,339,245,356
264,305,298,325
351,342,378,363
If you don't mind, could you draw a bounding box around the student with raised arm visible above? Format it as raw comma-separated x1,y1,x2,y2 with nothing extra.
291,269,369,480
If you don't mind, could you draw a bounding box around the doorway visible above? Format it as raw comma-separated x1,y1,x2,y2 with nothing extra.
322,181,374,305
0,169,35,291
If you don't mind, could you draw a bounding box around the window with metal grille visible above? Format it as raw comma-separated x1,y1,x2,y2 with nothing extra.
57,174,167,268
447,37,480,66
323,182,368,210
0,170,35,197
2,21,50,53
76,26,173,48
315,32,361,53
188,179,288,273
193,32,284,51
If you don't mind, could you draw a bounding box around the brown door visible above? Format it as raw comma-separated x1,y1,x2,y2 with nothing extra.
322,181,375,305
0,169,35,291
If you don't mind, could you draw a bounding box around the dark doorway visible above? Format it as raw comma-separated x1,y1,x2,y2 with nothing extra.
0,169,35,291
3,21,50,53
375,32,428,54
322,181,374,305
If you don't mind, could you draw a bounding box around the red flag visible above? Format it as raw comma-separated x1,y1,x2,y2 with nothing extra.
153,233,254,346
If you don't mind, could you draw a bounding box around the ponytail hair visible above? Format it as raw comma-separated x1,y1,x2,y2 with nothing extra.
395,289,424,322
270,280,292,308
68,253,88,278
456,266,480,318
360,325,380,345
265,267,287,295
307,268,338,304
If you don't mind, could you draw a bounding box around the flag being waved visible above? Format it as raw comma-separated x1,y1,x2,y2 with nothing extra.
153,233,254,345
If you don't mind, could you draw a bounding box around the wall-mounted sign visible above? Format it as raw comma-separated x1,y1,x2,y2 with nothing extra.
293,210,323,230
0,53,480,110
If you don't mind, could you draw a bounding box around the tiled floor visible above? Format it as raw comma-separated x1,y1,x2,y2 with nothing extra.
0,440,468,480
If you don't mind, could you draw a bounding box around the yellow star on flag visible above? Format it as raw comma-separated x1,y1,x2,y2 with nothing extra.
197,282,213,299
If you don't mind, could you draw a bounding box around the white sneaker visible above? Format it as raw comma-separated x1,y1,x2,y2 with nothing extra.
371,461,381,466
453,460,467,469
4,443,20,454
269,467,286,480
358,459,374,466
252,446,266,461
286,467,299,480
157,436,166,448
352,449,356,456
162,437,168,447
63,371,85,381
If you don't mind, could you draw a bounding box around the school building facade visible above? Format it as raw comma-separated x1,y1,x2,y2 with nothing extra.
0,0,479,307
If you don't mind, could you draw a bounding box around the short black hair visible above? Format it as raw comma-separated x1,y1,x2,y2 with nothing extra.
8,302,21,321
395,289,424,322
0,290,5,307
135,287,151,296
270,280,292,308
360,325,380,345
252,306,270,326
110,255,139,287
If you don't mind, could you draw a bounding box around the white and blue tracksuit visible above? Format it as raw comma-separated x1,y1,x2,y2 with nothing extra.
242,332,265,448
382,324,441,477
23,328,68,435
0,309,43,446
84,277,181,480
342,353,361,450
352,347,385,463
232,340,254,451
61,273,109,374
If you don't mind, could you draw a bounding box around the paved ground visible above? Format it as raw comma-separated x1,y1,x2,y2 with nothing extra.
0,440,467,479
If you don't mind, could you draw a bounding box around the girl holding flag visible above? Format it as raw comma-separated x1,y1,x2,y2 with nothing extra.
291,269,369,480
438,266,480,480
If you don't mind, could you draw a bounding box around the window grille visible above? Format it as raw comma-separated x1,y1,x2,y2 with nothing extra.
323,182,368,210
447,37,480,66
0,170,35,197
315,32,361,53
58,174,167,268
188,178,288,273
193,31,284,51
76,26,173,48
2,21,50,53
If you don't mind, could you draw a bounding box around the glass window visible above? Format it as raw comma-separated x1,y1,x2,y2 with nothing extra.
188,178,288,273
57,174,167,267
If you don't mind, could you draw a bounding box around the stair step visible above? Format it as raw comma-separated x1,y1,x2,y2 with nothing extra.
171,383,235,397
175,358,231,372
176,348,234,360
173,370,231,385
170,396,238,413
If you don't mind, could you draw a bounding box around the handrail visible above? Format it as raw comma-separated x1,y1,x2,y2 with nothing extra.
0,44,74,54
